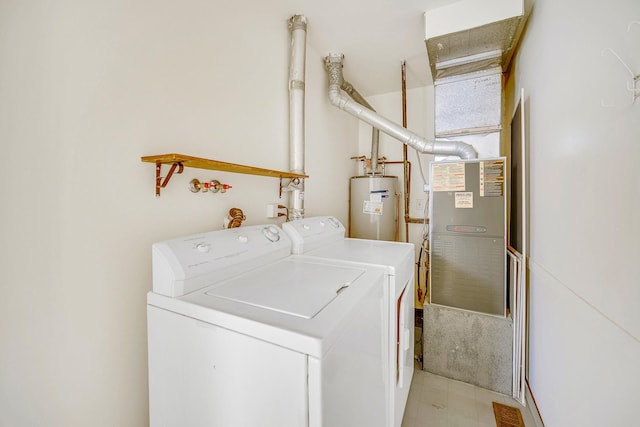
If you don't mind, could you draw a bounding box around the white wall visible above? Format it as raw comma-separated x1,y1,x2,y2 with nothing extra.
0,2,356,426
507,0,640,425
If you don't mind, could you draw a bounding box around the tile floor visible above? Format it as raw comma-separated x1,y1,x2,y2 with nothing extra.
402,369,538,427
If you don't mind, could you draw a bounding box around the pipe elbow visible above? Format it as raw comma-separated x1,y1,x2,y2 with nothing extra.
457,143,478,160
327,82,344,108
328,85,345,108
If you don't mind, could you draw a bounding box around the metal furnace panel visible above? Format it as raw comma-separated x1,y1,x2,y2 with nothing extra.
429,159,506,316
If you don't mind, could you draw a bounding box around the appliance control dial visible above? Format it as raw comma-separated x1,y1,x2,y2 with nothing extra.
302,224,310,230
195,242,211,253
262,225,280,242
237,235,249,243
328,217,340,228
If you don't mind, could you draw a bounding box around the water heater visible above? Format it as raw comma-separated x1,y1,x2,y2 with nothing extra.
349,176,398,241
428,158,506,316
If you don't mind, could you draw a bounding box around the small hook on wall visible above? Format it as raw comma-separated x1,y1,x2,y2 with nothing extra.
600,22,640,108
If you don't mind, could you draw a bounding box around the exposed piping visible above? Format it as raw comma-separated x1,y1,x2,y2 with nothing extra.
365,160,425,227
323,53,478,160
340,80,381,174
402,61,410,243
288,14,307,220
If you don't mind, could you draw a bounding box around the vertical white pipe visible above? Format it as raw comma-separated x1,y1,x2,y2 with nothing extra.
288,15,307,220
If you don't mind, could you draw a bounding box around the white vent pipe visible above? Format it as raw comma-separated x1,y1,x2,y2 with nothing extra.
288,15,307,220
324,53,478,160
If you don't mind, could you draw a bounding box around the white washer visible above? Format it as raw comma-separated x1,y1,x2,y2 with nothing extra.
147,224,388,427
283,217,415,427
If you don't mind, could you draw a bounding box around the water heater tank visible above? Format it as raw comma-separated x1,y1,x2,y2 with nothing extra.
349,176,398,241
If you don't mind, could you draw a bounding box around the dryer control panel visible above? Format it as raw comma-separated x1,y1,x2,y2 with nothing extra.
282,216,345,254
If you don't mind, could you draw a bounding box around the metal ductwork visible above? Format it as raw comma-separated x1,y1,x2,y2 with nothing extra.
288,14,307,220
324,53,477,160
424,0,532,81
423,0,532,158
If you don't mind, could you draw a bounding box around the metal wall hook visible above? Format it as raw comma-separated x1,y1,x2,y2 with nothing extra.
602,47,636,80
600,21,640,107
601,46,639,107
627,21,640,32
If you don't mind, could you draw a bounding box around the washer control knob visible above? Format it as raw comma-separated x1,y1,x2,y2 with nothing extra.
319,221,325,227
328,217,341,228
195,242,211,253
302,224,310,230
238,235,249,243
262,225,280,242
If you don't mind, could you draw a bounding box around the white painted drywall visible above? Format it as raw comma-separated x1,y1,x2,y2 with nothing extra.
0,2,356,426
507,0,640,425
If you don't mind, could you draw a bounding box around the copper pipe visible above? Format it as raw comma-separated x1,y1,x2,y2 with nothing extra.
380,160,428,224
400,62,430,305
401,61,410,243
396,64,429,230
406,217,428,224
227,208,246,228
394,191,400,241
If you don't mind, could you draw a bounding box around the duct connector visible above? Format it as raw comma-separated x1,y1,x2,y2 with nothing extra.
288,14,307,220
323,53,477,160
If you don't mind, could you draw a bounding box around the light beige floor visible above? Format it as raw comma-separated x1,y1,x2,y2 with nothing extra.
402,369,538,427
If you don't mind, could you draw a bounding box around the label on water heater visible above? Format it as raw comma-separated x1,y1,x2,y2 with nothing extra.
363,200,383,216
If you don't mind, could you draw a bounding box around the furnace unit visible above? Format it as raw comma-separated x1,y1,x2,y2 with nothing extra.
429,158,506,316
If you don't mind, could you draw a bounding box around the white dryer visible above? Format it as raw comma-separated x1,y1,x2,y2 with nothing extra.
147,224,388,427
283,217,415,427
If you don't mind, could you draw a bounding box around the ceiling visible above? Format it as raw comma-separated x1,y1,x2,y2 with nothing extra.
297,0,461,96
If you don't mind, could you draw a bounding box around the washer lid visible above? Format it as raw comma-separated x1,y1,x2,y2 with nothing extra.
205,258,364,319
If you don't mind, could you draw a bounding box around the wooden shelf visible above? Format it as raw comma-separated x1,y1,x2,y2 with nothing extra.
141,153,307,197
142,153,307,179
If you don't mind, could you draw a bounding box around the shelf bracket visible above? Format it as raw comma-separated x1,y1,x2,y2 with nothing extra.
154,161,184,197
